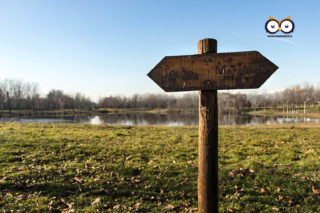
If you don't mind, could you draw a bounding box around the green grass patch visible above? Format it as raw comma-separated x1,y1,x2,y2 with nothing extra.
0,123,320,212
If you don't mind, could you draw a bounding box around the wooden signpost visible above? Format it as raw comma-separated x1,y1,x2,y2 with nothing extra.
147,38,278,213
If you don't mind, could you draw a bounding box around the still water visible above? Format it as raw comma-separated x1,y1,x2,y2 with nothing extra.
1,113,320,126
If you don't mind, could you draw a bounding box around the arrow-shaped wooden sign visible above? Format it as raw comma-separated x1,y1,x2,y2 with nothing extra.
148,51,278,92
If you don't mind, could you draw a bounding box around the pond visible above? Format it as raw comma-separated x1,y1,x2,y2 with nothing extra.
1,113,320,126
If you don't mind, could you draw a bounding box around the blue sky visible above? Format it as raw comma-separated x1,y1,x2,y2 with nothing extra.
0,0,319,100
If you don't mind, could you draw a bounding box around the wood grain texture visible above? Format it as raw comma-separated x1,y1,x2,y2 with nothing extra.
198,39,218,213
148,51,278,92
198,38,217,54
198,90,218,213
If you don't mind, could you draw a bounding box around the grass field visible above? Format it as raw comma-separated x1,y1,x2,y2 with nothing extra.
0,123,320,212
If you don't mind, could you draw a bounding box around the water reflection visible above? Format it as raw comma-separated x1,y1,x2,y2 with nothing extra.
1,113,319,126
0,117,73,123
220,114,320,126
81,113,198,126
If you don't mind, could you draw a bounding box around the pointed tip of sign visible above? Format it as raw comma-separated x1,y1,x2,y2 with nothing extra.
147,65,168,92
257,51,279,72
269,60,279,73
147,57,170,92
147,62,159,79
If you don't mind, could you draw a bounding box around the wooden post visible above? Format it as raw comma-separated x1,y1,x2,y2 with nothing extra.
198,38,218,213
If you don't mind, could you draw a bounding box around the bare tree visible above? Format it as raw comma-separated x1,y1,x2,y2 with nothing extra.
299,83,314,114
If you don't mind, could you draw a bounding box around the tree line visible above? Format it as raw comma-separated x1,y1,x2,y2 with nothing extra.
98,84,320,114
0,79,94,112
1,79,320,114
248,83,320,114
